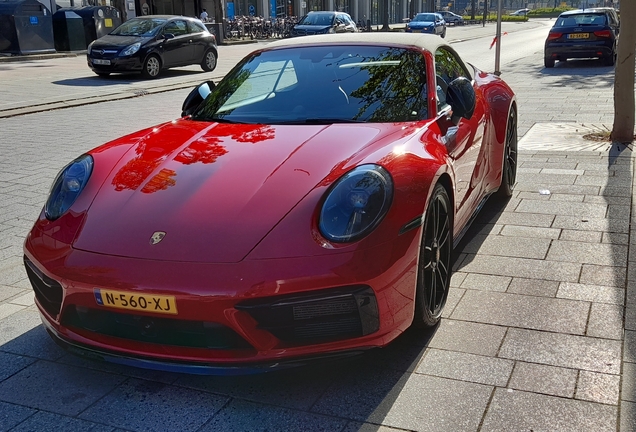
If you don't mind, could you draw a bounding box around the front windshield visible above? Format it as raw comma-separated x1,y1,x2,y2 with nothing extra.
413,14,437,22
111,18,167,36
298,13,335,26
192,45,428,124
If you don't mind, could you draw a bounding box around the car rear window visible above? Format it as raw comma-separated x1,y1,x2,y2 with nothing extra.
193,45,428,124
556,13,607,26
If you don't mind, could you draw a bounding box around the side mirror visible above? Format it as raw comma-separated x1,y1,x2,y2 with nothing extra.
446,77,476,124
181,81,215,117
163,33,175,40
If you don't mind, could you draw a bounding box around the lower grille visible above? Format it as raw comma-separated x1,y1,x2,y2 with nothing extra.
24,256,63,317
236,286,379,345
61,305,252,350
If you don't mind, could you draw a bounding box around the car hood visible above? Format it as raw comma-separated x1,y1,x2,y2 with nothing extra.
72,119,389,263
91,34,151,49
409,21,435,27
294,24,332,31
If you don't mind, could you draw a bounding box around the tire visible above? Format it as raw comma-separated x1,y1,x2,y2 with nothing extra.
604,50,616,66
95,72,110,77
497,106,518,198
441,28,446,38
201,49,217,72
544,57,555,68
413,184,453,329
142,55,161,79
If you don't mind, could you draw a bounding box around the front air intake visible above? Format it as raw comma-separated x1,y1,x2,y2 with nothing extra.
236,285,379,345
24,256,63,317
61,305,253,350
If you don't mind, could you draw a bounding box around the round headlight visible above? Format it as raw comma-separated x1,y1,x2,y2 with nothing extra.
45,155,93,221
319,165,393,243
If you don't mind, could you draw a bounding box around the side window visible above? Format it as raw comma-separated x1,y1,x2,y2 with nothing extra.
188,20,205,33
165,20,188,36
435,47,471,112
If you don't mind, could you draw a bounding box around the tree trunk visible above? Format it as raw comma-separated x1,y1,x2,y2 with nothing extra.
213,0,224,23
611,0,636,143
471,0,476,19
382,0,390,31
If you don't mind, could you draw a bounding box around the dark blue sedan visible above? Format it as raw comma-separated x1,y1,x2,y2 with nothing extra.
406,13,446,38
544,8,619,68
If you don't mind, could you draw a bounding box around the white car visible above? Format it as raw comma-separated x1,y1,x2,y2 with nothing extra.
510,8,530,16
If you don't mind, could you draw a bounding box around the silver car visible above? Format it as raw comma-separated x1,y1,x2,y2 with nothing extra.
438,11,464,25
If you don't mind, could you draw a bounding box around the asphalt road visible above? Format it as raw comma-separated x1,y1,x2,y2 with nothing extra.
0,20,630,432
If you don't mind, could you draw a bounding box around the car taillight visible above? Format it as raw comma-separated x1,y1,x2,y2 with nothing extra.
594,30,612,38
547,32,562,41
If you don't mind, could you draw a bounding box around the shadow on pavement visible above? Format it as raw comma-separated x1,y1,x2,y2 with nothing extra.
52,69,207,87
0,319,435,429
538,59,615,88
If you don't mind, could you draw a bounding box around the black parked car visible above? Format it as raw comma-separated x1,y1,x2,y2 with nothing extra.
544,8,619,68
87,15,218,78
290,11,358,37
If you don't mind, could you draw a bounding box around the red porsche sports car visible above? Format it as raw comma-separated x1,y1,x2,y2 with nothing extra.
24,33,517,374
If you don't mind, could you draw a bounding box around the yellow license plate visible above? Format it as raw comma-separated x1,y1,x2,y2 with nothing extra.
94,289,178,315
568,33,589,39
105,18,113,27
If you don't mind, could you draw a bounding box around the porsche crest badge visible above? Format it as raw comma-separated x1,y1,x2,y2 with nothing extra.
150,231,166,245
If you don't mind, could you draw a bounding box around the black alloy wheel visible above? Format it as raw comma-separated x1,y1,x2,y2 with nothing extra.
413,184,452,328
142,54,161,79
497,107,518,197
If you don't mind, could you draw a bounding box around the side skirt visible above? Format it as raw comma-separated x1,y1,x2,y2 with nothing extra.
452,192,493,249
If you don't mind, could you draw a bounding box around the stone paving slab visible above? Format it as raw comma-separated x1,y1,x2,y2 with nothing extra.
481,388,618,432
451,291,590,334
499,328,622,374
508,362,578,398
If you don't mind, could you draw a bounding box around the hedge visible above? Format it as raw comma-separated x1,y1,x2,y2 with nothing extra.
527,7,576,17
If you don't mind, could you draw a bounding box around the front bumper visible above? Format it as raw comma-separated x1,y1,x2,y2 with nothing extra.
87,55,144,73
24,225,418,373
405,27,437,34
43,319,370,375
